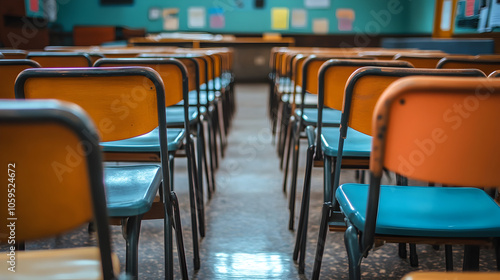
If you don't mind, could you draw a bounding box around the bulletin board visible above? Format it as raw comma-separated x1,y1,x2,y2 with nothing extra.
455,0,500,32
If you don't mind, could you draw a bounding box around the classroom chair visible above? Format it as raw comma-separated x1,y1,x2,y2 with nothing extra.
302,67,486,279
336,76,500,279
94,57,207,269
15,67,188,280
0,99,124,279
287,59,413,232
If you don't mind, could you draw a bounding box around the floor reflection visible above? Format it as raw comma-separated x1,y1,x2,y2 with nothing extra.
214,253,287,278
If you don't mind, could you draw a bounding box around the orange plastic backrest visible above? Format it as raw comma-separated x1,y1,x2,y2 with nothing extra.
0,59,40,98
0,49,27,59
95,58,190,106
321,60,413,111
394,54,444,68
345,67,485,136
27,52,92,67
17,67,161,142
372,76,500,187
305,57,332,95
437,57,500,75
0,101,97,241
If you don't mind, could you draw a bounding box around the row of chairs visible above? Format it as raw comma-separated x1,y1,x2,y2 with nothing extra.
269,47,500,279
0,46,235,279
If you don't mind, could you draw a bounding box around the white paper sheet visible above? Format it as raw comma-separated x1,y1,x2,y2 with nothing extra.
188,7,206,28
292,9,307,28
312,18,329,34
305,0,330,9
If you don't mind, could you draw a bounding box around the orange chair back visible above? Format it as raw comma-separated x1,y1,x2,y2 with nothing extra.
0,100,97,242
94,58,193,107
0,59,40,99
27,52,92,67
15,67,162,142
372,76,500,187
437,57,500,75
320,60,413,111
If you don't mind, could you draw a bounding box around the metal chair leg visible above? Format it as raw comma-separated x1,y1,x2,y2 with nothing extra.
312,202,331,280
409,243,419,267
282,116,296,193
216,99,227,156
195,126,206,203
494,238,500,270
288,122,301,230
208,106,219,169
185,138,200,270
298,154,312,274
345,224,362,280
463,245,480,271
168,153,175,191
445,245,453,271
200,123,213,199
163,197,174,280
398,243,407,259
280,116,294,170
293,145,314,268
189,135,205,238
171,192,189,280
124,215,143,279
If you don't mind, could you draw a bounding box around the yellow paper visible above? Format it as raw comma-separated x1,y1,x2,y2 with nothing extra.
272,8,289,30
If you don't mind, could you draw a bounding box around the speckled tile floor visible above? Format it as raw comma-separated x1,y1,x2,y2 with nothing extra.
3,83,498,279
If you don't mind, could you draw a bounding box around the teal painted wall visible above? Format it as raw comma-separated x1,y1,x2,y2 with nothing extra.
55,0,413,34
406,0,435,34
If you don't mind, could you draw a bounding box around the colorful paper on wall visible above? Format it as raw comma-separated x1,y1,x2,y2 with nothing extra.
465,0,475,17
188,7,206,28
29,0,39,12
209,7,225,29
271,8,289,30
163,8,179,31
312,18,329,34
336,8,354,31
489,0,500,29
149,7,162,21
305,0,330,9
291,9,307,28
440,0,452,31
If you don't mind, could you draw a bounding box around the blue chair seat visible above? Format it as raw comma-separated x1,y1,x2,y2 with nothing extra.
320,127,372,157
101,128,185,152
105,165,161,217
336,184,500,238
281,92,317,106
176,90,215,106
295,108,341,126
166,106,198,125
200,78,223,91
192,91,216,104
